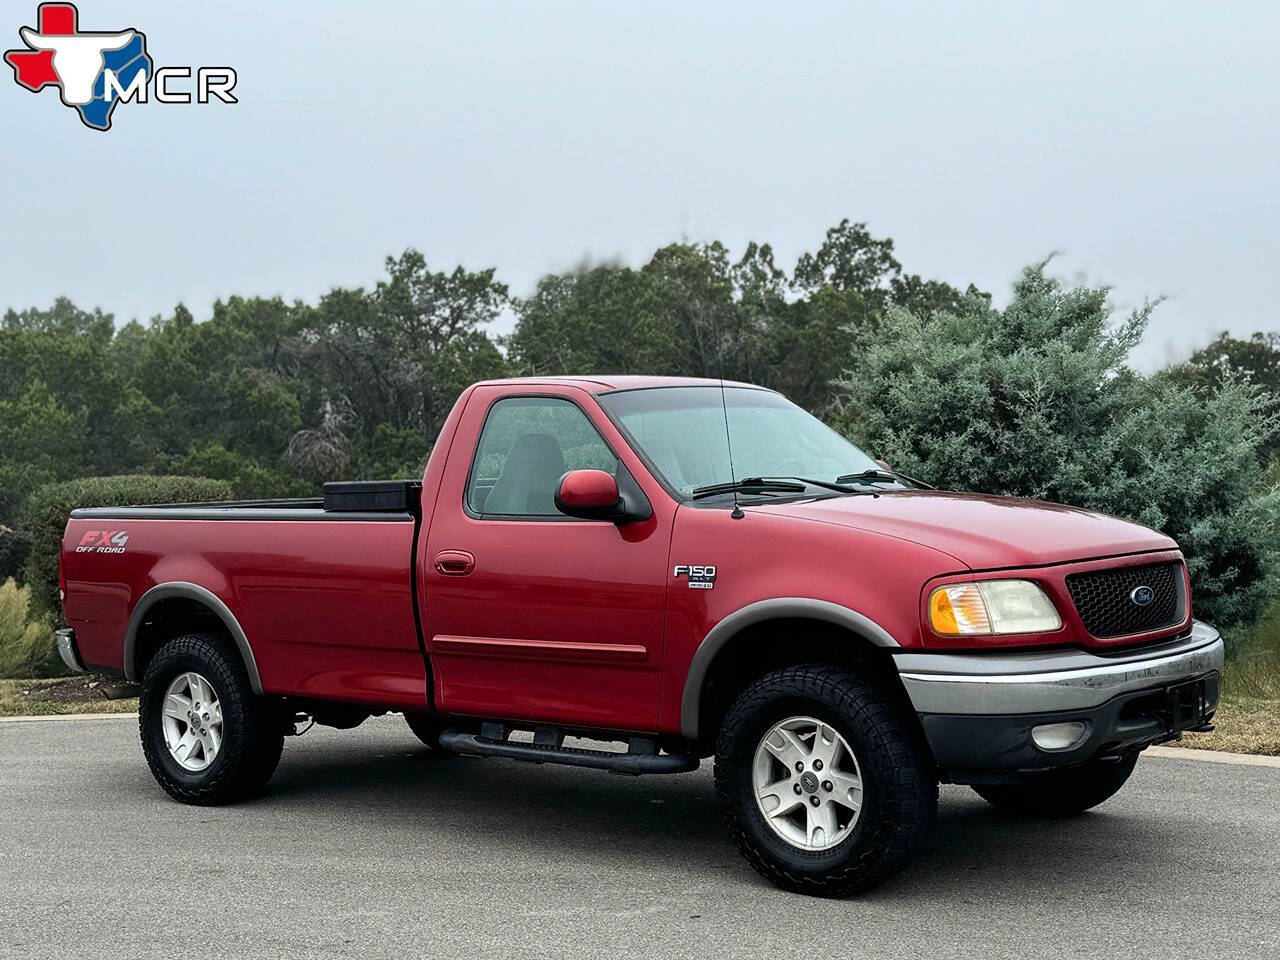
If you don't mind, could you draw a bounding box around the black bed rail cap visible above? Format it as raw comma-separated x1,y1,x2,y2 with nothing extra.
323,480,422,513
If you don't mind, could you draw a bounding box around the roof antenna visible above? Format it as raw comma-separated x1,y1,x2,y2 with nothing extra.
719,377,744,519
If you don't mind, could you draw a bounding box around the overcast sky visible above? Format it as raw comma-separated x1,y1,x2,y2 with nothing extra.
3,1,1277,369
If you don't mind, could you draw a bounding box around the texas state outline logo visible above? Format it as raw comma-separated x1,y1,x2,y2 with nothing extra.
4,3,237,132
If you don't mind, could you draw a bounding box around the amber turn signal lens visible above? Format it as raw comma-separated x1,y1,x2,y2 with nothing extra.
929,584,991,635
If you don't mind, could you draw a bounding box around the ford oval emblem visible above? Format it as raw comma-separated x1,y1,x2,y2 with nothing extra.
1130,585,1155,607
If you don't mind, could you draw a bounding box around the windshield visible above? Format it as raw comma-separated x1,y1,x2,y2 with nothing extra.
598,386,884,499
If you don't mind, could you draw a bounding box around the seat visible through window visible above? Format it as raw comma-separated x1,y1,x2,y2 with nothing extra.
482,433,566,515
467,396,619,516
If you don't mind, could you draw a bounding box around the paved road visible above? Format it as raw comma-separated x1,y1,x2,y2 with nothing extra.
2,715,1277,960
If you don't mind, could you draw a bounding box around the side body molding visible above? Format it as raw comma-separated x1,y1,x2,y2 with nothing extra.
124,582,264,694
679,597,899,740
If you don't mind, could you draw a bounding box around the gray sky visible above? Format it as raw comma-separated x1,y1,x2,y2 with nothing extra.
3,1,1277,369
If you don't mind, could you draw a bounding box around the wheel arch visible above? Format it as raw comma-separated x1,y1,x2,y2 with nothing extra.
680,598,904,745
124,582,264,694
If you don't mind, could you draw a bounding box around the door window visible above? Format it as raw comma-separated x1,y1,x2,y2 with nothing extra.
468,397,618,516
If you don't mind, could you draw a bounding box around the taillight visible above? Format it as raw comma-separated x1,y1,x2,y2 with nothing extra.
58,550,66,604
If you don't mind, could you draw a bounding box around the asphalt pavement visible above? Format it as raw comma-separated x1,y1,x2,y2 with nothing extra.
2,714,1277,960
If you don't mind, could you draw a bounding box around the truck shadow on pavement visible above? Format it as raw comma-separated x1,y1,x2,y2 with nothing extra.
244,734,1193,899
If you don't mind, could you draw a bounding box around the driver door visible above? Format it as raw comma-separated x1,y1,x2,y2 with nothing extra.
422,387,673,732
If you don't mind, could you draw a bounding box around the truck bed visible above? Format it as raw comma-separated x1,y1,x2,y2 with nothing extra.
62,481,428,709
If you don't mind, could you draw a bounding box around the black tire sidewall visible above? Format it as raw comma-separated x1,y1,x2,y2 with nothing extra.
715,665,935,895
138,632,280,804
141,647,235,789
722,692,884,873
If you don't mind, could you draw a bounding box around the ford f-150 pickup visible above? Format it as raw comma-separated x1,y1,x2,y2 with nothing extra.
57,376,1224,896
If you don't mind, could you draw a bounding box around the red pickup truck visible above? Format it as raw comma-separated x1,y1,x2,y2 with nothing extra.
57,376,1223,896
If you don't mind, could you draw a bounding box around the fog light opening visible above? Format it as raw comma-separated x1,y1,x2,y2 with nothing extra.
1031,721,1090,752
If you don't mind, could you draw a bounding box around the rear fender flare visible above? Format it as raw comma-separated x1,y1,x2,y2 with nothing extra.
124,581,264,694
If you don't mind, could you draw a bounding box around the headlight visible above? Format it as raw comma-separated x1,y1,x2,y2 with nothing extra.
928,580,1061,636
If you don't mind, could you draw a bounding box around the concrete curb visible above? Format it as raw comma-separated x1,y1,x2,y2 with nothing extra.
1146,744,1280,768
0,712,138,724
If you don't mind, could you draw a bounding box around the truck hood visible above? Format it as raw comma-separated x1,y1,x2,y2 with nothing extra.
756,490,1177,570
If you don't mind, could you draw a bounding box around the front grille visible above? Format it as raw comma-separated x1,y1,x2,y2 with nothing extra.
1065,561,1184,638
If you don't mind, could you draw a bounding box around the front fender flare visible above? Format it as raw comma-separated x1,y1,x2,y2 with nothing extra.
679,597,899,741
123,581,264,694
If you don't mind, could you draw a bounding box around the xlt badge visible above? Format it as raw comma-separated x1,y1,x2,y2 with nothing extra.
673,564,716,590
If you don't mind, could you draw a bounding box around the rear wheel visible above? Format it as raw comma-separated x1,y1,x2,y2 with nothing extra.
714,664,937,897
139,632,284,805
972,752,1139,816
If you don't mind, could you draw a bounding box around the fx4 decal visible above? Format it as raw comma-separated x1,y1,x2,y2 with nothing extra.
75,529,129,554
673,564,716,590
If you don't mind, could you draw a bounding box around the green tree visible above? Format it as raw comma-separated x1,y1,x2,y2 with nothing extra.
787,220,977,418
296,250,510,456
508,262,657,376
1172,331,1280,461
123,298,306,479
836,264,1280,633
0,379,88,521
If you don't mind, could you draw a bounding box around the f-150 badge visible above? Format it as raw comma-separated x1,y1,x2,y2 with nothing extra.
673,564,716,589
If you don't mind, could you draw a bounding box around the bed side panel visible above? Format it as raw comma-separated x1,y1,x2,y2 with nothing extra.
61,516,426,709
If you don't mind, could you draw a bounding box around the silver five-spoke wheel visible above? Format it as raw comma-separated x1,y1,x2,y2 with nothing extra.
753,715,863,851
162,671,223,772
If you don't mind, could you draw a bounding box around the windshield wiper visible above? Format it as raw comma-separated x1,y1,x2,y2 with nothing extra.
835,469,933,490
755,475,877,496
690,478,807,500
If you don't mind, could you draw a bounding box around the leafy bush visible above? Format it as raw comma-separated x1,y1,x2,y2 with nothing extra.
0,578,56,678
21,475,234,621
837,264,1280,637
0,523,27,582
165,440,314,499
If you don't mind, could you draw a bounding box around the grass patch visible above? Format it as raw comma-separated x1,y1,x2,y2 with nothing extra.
1179,695,1280,755
1180,612,1280,755
0,676,138,717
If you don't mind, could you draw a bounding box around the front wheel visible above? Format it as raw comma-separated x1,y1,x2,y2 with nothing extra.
972,752,1139,816
714,665,937,897
139,632,284,805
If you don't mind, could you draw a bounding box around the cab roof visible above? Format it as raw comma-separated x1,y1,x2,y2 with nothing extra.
471,375,766,394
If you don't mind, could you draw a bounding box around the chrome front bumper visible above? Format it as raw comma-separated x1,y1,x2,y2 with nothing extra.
55,628,85,673
894,620,1224,716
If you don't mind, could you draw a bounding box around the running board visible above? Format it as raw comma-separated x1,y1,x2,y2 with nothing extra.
438,724,699,775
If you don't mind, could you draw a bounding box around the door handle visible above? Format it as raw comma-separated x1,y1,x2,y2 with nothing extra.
434,550,475,576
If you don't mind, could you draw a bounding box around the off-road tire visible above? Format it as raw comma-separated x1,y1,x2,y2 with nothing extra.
139,632,284,805
404,712,449,749
714,664,937,897
972,752,1139,816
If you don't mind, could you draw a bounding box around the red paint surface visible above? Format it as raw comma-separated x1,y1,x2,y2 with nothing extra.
62,377,1189,738
557,468,618,508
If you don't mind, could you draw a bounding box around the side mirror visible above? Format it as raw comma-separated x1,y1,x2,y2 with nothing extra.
555,469,646,523
875,459,894,473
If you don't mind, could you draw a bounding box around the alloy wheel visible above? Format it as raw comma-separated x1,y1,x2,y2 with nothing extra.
161,671,224,772
752,715,864,851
